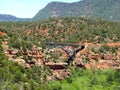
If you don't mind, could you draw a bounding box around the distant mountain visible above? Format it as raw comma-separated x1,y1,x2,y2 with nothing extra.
0,14,31,21
33,0,120,21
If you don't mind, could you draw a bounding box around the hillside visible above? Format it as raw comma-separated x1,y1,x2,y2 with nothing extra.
0,17,120,89
0,14,31,21
33,0,120,21
1,17,120,43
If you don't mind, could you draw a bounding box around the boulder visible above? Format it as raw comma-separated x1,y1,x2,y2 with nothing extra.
14,58,25,66
53,69,70,80
89,54,100,61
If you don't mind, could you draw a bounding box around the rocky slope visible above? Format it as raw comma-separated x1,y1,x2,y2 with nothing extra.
2,36,120,80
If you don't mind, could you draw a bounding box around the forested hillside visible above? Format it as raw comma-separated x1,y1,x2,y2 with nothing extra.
33,0,120,21
1,17,119,45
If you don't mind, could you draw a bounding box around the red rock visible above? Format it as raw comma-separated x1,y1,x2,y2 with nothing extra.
37,59,44,67
104,54,114,60
84,63,91,69
2,41,8,45
0,31,7,36
89,54,100,60
45,62,67,70
32,51,37,55
102,63,110,69
33,54,43,59
53,69,70,80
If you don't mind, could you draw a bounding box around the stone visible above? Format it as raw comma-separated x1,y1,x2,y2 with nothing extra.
89,54,100,61
14,58,25,66
104,54,114,60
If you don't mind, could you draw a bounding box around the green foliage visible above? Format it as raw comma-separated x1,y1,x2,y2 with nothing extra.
0,34,6,40
33,0,120,21
49,69,120,90
0,43,50,90
1,17,120,45
0,39,120,90
0,15,120,90
99,45,118,54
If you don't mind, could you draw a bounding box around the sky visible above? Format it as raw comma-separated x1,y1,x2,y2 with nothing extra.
0,0,80,18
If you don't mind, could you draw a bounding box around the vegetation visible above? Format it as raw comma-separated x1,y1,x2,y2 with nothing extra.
1,48,120,90
1,40,120,90
0,16,120,89
0,17,120,47
0,41,50,89
49,68,120,90
33,0,120,21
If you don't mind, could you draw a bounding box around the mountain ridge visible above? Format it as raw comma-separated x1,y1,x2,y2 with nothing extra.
33,0,120,21
0,14,31,21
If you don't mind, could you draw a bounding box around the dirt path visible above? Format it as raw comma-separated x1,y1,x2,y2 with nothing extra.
84,42,120,47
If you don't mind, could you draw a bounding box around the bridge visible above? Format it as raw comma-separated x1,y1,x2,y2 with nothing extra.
44,42,84,48
44,42,85,66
